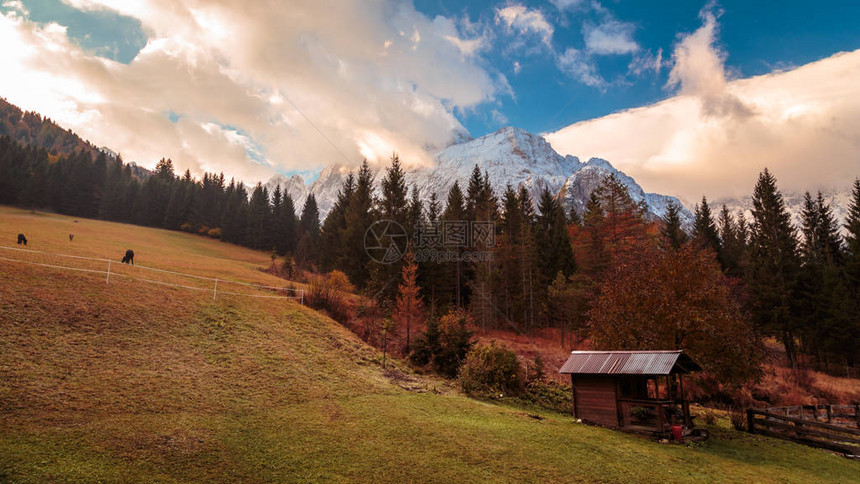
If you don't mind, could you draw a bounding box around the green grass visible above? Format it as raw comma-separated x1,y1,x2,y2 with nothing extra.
1,206,858,483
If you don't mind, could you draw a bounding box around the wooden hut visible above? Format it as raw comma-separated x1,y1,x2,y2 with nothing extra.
560,350,702,434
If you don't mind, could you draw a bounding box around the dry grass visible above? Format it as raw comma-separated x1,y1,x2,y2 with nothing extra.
2,206,860,483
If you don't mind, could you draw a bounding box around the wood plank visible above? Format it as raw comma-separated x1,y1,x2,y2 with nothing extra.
754,419,860,445
749,410,860,436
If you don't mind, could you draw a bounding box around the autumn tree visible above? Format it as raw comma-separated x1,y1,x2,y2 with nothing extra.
588,244,762,386
394,249,425,351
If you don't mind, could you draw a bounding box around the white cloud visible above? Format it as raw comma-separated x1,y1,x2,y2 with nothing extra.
0,1,507,183
584,20,639,55
557,47,605,88
666,7,752,119
496,4,553,46
628,48,663,76
547,48,860,204
549,0,585,11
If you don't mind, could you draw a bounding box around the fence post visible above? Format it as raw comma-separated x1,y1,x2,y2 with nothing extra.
106,259,111,284
213,278,218,301
747,409,755,434
300,289,304,306
855,405,860,429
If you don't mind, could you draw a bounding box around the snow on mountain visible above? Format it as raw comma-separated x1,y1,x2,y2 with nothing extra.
561,158,694,226
715,188,855,234
264,173,310,209
264,126,692,223
407,127,581,208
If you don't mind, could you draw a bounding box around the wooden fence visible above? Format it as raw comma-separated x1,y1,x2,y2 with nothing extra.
747,405,860,458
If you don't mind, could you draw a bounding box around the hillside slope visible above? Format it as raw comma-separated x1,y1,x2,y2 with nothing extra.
1,206,857,483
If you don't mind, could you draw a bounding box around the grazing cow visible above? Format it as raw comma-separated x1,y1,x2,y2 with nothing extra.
121,249,134,265
69,233,74,242
17,233,27,246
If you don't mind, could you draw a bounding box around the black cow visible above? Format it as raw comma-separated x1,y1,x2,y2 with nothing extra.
121,249,134,265
17,233,27,246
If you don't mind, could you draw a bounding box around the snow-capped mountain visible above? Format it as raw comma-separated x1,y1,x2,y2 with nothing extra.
265,126,692,222
715,188,855,234
264,173,310,209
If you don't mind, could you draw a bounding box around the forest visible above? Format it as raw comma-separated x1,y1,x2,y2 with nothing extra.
1,102,859,401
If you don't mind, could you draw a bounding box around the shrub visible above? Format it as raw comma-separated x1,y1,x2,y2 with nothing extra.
458,342,524,397
410,308,474,378
526,355,546,384
700,408,718,426
519,380,572,413
207,227,222,238
307,270,354,321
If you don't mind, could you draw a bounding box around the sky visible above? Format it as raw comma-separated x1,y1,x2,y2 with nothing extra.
0,0,858,203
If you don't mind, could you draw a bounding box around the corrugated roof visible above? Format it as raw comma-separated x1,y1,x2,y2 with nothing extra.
559,351,702,375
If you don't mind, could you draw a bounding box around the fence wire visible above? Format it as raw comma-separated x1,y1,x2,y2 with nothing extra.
0,245,303,302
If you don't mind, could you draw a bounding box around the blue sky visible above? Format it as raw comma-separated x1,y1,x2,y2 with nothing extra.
1,0,858,200
413,0,860,135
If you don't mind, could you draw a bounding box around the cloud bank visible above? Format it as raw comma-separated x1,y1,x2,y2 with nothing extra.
0,0,504,181
548,12,860,203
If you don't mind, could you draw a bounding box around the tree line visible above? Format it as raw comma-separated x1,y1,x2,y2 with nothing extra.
2,127,860,383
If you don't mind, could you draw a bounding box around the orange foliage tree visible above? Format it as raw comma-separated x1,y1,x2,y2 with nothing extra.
588,244,762,386
394,249,425,350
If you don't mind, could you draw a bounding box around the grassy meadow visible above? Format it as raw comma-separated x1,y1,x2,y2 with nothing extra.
1,206,858,483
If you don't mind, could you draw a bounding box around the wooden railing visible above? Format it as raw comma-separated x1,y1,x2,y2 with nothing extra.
747,407,860,458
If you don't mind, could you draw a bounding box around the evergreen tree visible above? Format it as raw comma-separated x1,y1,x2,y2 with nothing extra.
342,161,375,287
747,169,801,366
246,183,271,250
379,154,408,224
796,191,846,368
319,172,355,271
442,182,467,307
718,204,747,276
660,199,688,251
693,196,721,256
841,179,860,368
533,187,576,326
296,193,320,268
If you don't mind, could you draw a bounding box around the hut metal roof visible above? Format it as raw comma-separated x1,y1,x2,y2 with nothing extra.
559,350,702,375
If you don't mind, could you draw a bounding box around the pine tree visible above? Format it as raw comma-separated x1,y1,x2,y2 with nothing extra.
319,172,355,272
442,182,467,307
842,179,860,368
379,154,408,224
533,187,576,327
342,161,375,287
246,183,271,250
296,193,320,268
718,204,746,276
747,169,801,366
660,199,688,251
797,191,845,368
693,196,721,256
